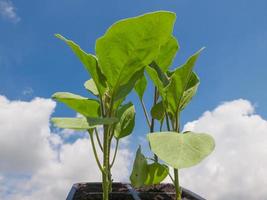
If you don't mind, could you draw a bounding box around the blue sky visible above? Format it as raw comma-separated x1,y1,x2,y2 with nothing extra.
1,0,267,121
0,0,266,148
1,1,267,199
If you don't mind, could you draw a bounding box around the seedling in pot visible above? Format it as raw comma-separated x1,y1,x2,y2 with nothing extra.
130,29,215,200
51,11,176,200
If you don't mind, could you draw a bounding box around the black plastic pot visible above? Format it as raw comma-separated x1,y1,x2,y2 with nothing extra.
66,182,205,200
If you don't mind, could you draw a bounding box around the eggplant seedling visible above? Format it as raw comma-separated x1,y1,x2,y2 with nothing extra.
130,27,215,200
51,11,176,200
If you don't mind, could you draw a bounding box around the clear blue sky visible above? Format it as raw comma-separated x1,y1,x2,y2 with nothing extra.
1,0,267,141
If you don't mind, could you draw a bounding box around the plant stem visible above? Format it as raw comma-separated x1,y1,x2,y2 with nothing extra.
102,125,111,200
141,99,151,127
174,112,181,200
102,95,114,200
110,139,119,168
89,132,103,173
174,169,181,200
166,112,181,200
150,87,158,162
95,128,103,152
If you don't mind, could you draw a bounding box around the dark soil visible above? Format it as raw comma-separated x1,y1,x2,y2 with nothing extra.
73,183,134,200
71,182,204,200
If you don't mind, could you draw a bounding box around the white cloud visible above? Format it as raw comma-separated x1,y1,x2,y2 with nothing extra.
0,95,132,200
1,96,267,200
0,0,20,23
179,99,267,200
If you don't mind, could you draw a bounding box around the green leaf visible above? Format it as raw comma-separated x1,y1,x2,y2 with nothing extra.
114,103,135,139
86,117,119,126
134,75,147,100
84,79,99,96
96,11,176,95
55,34,107,96
154,36,179,72
51,117,94,130
179,72,200,110
130,146,169,187
114,68,144,102
146,65,167,97
144,163,169,186
164,48,204,116
130,146,148,187
150,101,165,121
148,132,215,169
52,92,100,118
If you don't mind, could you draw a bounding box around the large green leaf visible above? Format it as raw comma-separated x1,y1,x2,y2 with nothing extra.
164,48,204,116
96,11,176,96
154,36,179,72
114,103,135,139
55,34,107,96
51,117,93,130
134,75,147,100
148,132,215,169
52,92,100,117
130,146,169,187
84,79,99,96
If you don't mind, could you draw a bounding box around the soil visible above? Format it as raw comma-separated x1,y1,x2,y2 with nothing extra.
72,183,134,200
70,182,204,200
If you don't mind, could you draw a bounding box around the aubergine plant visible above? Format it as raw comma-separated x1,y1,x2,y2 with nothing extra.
51,11,176,200
130,24,215,200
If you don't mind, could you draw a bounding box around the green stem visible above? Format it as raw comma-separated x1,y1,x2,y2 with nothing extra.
174,112,181,200
110,139,119,168
151,87,158,162
95,128,103,152
89,132,103,173
102,125,111,200
166,112,181,200
174,169,181,200
141,99,151,127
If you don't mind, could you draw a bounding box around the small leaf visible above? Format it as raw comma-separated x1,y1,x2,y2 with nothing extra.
146,65,167,97
52,92,100,118
51,117,94,130
114,69,144,102
130,146,169,187
154,36,179,72
151,101,165,121
164,48,204,116
134,75,147,100
130,146,147,187
55,34,107,96
86,117,119,126
114,103,135,139
179,73,199,110
84,79,99,96
148,132,215,169
144,163,169,186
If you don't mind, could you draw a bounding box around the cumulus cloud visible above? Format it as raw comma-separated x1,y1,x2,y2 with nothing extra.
1,95,267,200
180,99,267,200
0,95,132,200
0,0,20,23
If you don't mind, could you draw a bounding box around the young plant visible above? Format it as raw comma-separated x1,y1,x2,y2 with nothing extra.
51,11,176,200
130,28,215,200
